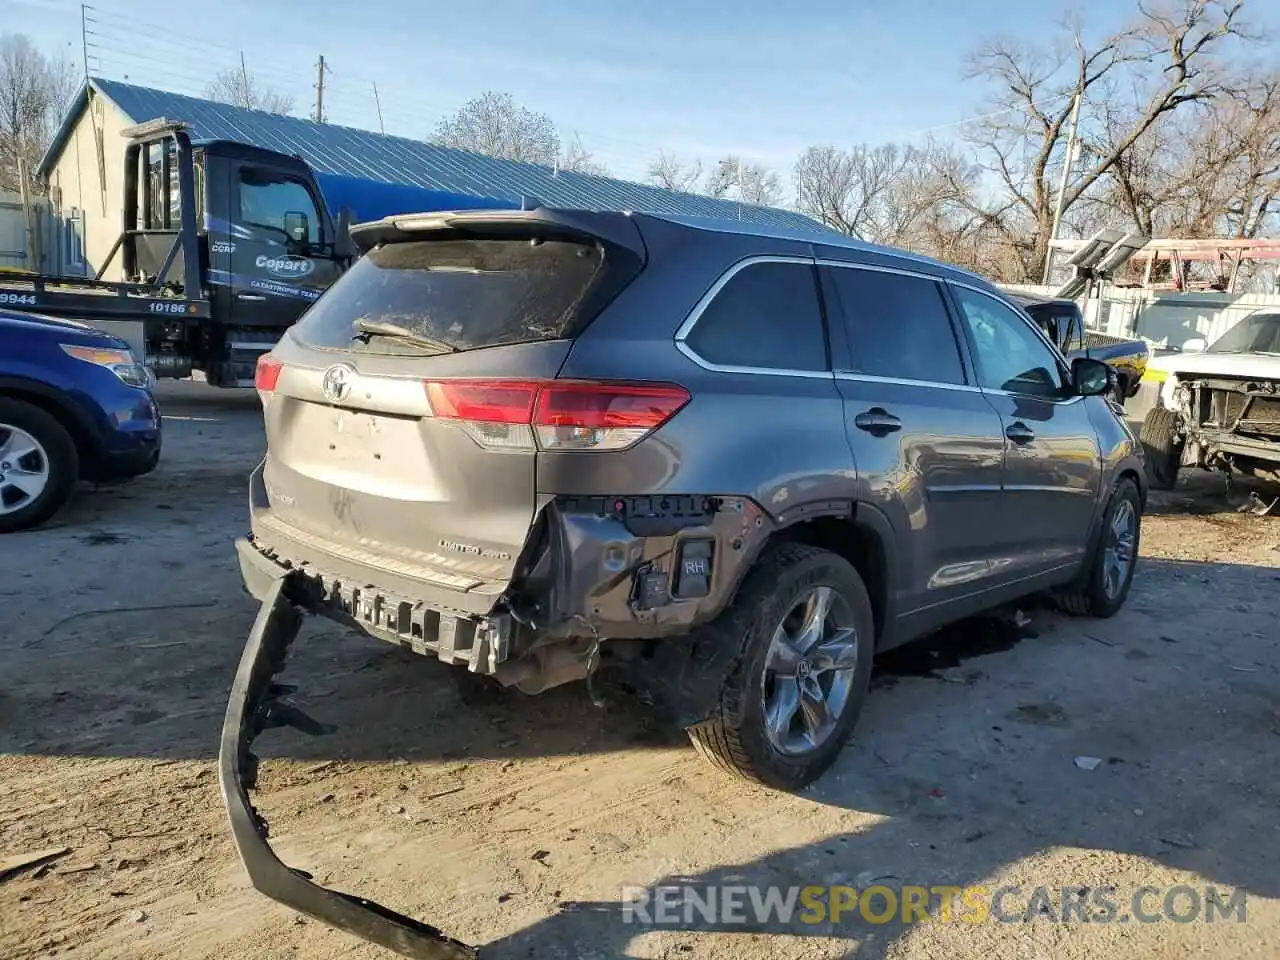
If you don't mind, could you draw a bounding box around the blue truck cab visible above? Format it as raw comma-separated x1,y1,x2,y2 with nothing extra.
0,307,160,532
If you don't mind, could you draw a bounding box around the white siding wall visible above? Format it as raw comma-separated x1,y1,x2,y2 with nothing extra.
43,90,134,281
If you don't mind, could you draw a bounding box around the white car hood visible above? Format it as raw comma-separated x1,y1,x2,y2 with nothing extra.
1147,351,1280,380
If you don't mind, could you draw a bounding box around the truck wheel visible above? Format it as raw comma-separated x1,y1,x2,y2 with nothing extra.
1140,407,1183,490
0,398,80,534
1110,374,1129,406
686,543,874,792
1055,477,1141,619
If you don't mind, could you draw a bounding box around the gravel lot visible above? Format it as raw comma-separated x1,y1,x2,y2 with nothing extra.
2,383,1278,959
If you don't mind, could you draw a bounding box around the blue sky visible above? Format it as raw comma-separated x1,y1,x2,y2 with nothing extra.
10,0,1277,184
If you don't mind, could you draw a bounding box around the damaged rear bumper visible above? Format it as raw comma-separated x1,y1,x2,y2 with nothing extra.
217,575,478,959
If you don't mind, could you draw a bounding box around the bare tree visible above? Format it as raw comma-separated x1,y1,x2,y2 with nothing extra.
794,142,981,247
705,155,783,206
559,133,609,176
647,152,781,205
434,91,559,165
203,63,294,115
647,152,704,192
1098,73,1280,239
964,0,1255,279
0,33,75,193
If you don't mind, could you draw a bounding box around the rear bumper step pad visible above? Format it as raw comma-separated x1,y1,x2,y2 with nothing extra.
217,575,479,959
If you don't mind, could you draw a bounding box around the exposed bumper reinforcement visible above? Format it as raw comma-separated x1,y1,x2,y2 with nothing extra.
217,575,478,959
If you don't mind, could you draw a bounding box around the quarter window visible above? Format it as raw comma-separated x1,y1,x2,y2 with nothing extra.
823,266,966,384
952,287,1068,399
683,261,828,372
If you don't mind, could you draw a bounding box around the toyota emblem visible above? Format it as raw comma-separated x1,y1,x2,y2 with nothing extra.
321,364,355,403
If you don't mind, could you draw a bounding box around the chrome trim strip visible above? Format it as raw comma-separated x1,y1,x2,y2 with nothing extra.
673,254,834,379
983,387,1084,406
834,372,983,393
816,258,951,283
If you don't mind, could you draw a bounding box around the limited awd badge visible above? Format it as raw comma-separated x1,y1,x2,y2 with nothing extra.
321,363,356,403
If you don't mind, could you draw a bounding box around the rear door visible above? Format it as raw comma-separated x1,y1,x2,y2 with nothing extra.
948,284,1101,580
258,230,642,604
820,261,1008,626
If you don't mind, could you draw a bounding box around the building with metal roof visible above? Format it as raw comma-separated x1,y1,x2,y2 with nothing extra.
37,78,831,276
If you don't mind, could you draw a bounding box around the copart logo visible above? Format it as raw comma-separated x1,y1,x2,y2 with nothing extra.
255,254,314,280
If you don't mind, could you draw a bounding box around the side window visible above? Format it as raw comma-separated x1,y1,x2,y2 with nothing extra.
684,261,828,372
824,266,966,385
238,170,322,245
952,287,1068,399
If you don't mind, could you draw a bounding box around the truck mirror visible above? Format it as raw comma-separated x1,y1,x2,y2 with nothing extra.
334,207,359,261
283,211,310,244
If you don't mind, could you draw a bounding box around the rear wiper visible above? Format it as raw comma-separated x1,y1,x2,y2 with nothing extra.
351,318,458,353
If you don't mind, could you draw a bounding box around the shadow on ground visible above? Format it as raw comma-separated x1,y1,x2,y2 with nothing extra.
4,548,1277,957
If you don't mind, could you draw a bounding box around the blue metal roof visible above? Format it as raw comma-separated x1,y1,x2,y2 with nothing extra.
41,78,834,237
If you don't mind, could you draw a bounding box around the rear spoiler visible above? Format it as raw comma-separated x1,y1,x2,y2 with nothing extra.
348,208,646,260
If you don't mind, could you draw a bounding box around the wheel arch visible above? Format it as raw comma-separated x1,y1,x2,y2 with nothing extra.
769,503,894,649
0,376,104,478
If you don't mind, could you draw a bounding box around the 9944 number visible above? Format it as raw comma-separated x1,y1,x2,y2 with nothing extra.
0,293,37,306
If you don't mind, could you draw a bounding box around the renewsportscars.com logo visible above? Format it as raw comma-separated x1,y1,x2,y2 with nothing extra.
255,254,314,281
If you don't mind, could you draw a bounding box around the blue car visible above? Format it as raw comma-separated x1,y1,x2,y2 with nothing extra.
0,308,161,532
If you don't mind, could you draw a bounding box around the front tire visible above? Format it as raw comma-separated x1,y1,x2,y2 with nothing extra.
0,398,79,534
1056,477,1142,618
1140,407,1183,490
686,543,875,791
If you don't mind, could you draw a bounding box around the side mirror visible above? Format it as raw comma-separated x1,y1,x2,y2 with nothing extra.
1181,337,1206,353
1072,357,1112,397
283,210,310,244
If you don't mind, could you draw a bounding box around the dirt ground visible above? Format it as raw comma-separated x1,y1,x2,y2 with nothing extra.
2,383,1278,960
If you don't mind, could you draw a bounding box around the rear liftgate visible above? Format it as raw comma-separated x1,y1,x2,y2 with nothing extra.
217,576,479,960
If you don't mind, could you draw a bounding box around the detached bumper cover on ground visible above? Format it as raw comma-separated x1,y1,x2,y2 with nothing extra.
216,575,479,960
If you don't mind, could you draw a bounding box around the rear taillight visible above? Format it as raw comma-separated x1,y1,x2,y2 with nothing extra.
255,354,283,392
423,379,690,452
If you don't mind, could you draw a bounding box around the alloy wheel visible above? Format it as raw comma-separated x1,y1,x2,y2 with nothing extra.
760,585,860,756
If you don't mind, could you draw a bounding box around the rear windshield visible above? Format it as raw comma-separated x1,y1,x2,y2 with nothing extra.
293,237,618,354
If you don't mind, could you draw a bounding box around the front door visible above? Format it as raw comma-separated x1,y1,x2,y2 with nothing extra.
820,263,1008,625
948,284,1102,581
225,162,342,333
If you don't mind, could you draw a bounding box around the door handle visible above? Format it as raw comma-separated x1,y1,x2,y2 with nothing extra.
1005,422,1036,444
237,293,267,302
854,408,902,436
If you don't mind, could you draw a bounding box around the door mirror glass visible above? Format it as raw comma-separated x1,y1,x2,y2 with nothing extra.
1072,357,1112,396
1181,336,1206,353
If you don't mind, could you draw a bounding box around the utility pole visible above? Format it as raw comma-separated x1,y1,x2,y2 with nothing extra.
240,51,251,105
1043,91,1082,285
372,82,384,134
313,55,328,123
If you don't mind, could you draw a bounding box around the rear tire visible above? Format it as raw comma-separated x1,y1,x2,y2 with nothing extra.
0,397,79,534
1140,407,1183,491
1055,477,1142,618
686,543,875,791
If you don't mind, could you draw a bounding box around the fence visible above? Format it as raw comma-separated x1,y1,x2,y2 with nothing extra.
1006,283,1280,352
0,192,87,278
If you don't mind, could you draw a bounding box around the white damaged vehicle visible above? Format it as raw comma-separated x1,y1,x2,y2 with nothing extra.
1140,309,1280,489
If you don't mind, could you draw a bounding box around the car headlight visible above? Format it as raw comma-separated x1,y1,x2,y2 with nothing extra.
61,344,157,389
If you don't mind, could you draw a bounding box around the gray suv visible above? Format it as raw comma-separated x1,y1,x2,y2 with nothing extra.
219,209,1145,956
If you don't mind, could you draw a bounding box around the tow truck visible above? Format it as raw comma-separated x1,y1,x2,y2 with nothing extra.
1,119,512,386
